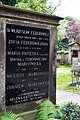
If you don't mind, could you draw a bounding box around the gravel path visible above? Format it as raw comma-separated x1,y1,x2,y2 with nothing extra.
56,89,80,105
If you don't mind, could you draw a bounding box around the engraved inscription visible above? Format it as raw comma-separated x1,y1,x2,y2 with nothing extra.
6,24,49,105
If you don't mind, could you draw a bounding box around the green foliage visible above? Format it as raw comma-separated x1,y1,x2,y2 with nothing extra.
36,100,56,120
57,65,80,93
0,0,16,6
59,38,69,51
16,0,53,14
57,17,69,50
55,102,80,120
57,16,80,50
57,17,69,41
57,16,80,41
57,65,70,69
54,110,62,119
36,100,80,120
0,111,23,120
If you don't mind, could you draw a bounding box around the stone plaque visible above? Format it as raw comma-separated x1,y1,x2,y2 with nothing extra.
6,24,49,106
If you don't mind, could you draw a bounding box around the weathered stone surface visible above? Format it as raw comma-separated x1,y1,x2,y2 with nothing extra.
18,110,37,120
0,19,5,113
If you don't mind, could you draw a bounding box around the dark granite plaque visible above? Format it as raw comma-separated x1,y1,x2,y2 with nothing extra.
6,24,49,106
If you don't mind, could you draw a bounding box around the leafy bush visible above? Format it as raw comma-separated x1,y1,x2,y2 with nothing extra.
55,102,80,120
36,100,80,120
0,111,23,120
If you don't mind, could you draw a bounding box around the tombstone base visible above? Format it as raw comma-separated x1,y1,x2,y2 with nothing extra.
18,110,37,120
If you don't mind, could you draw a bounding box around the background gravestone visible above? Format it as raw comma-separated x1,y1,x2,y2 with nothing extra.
0,4,63,120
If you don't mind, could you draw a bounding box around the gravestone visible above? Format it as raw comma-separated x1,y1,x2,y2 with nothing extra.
0,4,63,120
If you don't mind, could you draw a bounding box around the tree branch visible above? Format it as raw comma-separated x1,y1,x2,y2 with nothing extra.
51,0,61,14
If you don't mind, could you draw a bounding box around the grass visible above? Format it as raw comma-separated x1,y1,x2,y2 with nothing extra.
56,65,80,93
57,65,71,68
